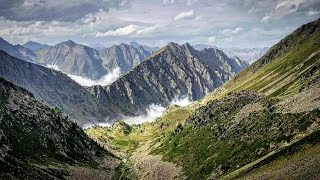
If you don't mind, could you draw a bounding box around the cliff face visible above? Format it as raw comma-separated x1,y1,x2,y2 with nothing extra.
89,42,248,116
34,41,150,80
98,43,151,74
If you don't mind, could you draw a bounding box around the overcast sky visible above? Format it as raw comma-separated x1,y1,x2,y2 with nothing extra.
0,0,319,48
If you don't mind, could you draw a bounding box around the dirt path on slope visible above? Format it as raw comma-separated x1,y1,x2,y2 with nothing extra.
131,142,182,180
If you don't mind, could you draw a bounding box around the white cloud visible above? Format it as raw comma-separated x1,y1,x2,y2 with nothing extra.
222,27,243,36
260,0,317,23
95,24,158,37
170,96,192,107
174,10,195,21
96,25,140,37
68,67,121,86
207,36,216,44
82,96,192,128
46,64,121,86
163,0,175,5
261,15,272,23
122,104,166,125
46,64,60,71
307,10,320,16
122,96,192,125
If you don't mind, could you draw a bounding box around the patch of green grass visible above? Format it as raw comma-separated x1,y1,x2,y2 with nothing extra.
201,30,320,104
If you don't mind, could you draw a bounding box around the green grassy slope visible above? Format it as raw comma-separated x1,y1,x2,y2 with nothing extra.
202,19,320,103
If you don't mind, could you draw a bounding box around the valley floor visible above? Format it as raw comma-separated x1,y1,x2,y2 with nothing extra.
131,142,182,180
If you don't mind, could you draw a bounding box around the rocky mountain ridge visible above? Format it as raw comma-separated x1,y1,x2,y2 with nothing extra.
89,42,248,117
192,43,269,64
23,41,50,50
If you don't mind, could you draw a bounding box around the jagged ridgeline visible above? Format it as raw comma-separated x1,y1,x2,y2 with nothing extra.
34,41,151,80
0,77,119,179
86,18,320,179
89,42,247,116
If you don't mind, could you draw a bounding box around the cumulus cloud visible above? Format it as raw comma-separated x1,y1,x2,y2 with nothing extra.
222,27,243,36
307,10,320,16
174,10,195,21
68,67,121,86
46,63,120,86
207,36,216,44
122,96,192,125
122,104,166,125
95,24,158,37
163,0,175,5
0,0,131,22
1,0,317,49
96,25,139,37
261,0,320,23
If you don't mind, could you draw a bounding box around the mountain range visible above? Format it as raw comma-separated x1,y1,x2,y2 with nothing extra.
88,42,247,116
193,43,269,64
0,38,248,123
23,41,50,50
33,41,151,80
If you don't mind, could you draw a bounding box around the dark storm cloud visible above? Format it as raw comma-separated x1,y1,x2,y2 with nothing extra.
0,0,131,22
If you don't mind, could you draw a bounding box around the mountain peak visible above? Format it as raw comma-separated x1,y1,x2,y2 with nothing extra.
130,41,140,48
183,42,191,47
166,42,181,50
23,41,49,50
59,40,77,47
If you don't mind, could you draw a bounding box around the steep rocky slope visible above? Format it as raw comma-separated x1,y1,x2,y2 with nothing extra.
98,43,151,74
89,42,247,116
23,41,50,50
34,41,150,80
202,18,320,103
0,37,35,62
0,77,119,179
34,40,108,80
130,41,159,54
0,50,113,124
